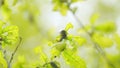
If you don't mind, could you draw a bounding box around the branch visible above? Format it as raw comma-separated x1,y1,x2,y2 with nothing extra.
68,3,115,68
0,44,9,68
8,37,22,67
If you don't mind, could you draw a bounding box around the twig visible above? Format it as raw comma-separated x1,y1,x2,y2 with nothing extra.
0,44,9,68
68,3,115,68
8,37,22,67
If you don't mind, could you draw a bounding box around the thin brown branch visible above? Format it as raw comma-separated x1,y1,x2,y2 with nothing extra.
8,37,22,67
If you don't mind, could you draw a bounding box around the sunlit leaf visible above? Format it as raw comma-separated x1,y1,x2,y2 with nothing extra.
53,3,60,11
84,24,92,31
60,4,68,16
48,41,54,46
0,21,19,46
56,35,61,42
1,25,19,46
55,42,66,52
67,34,73,41
107,54,120,68
95,21,116,33
51,42,66,59
92,33,113,48
1,5,11,20
34,46,48,63
65,23,73,31
51,47,61,59
73,36,86,46
62,49,86,68
90,13,99,24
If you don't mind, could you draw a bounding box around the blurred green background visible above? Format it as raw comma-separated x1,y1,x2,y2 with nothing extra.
0,0,120,68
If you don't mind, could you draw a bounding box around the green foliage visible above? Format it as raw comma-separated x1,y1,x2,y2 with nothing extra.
107,54,120,68
52,0,68,16
65,23,73,31
34,46,48,65
50,39,86,68
0,5,11,21
62,49,86,68
0,51,7,68
90,13,100,24
34,46,61,68
33,23,87,68
52,0,84,16
0,21,19,46
0,0,120,68
51,41,66,59
49,23,86,68
94,21,116,33
73,36,86,46
92,33,113,48
51,1,120,67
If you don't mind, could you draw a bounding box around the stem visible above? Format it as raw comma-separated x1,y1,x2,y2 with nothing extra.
0,44,9,68
8,37,22,67
68,3,115,68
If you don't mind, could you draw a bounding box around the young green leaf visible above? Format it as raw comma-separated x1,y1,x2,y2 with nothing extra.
51,42,66,59
2,25,19,46
1,5,11,20
73,36,86,46
34,46,48,64
0,21,19,46
90,13,99,24
65,23,73,31
95,21,116,33
60,3,68,16
92,33,113,48
62,49,86,68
